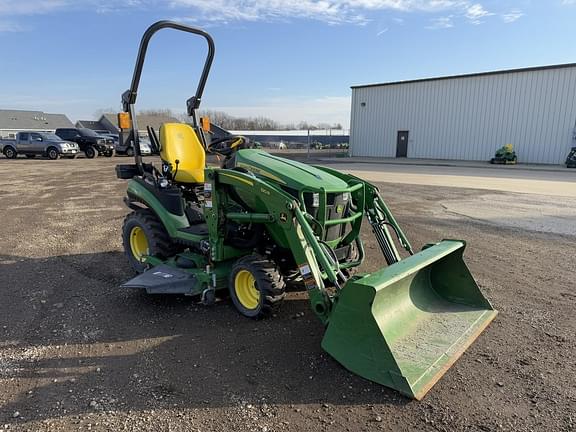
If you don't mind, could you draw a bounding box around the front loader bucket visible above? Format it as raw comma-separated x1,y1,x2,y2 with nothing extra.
322,240,497,400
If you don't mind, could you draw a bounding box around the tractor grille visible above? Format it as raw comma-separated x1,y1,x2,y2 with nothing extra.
282,187,355,242
325,193,349,241
304,192,351,241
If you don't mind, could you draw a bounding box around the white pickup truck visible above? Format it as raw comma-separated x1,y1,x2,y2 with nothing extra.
0,131,80,159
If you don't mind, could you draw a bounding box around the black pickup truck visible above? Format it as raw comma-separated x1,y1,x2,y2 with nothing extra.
55,128,115,158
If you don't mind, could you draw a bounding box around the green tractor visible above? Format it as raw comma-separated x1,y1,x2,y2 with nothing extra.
566,147,576,168
490,144,517,165
116,21,497,400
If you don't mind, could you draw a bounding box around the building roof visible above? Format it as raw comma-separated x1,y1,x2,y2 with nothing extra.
351,62,576,90
0,109,74,130
76,120,108,131
101,113,180,131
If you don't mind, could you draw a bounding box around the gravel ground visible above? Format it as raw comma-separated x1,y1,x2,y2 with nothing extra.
0,156,574,432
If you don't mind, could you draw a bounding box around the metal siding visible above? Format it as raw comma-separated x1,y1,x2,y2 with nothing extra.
350,65,576,164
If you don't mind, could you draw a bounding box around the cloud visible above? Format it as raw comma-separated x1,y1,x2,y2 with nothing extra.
0,0,153,16
0,20,26,32
464,3,493,24
0,0,68,15
426,15,454,29
0,0,507,29
501,9,523,23
172,0,367,25
171,0,479,26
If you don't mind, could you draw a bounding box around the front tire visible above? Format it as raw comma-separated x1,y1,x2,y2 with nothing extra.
46,147,60,160
122,209,178,273
126,147,134,157
3,146,17,159
229,254,286,318
85,146,98,159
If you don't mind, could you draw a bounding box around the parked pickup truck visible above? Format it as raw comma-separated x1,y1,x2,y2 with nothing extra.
0,132,80,159
55,128,115,158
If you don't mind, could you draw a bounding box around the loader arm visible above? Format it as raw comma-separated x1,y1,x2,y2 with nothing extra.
222,164,498,400
314,165,414,262
311,168,498,400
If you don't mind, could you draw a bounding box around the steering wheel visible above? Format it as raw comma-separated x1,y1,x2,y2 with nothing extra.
207,135,248,156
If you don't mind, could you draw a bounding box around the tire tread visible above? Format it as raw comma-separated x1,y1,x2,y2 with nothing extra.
122,209,180,273
230,254,286,318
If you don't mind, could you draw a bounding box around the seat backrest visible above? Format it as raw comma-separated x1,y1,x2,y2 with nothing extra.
159,123,205,183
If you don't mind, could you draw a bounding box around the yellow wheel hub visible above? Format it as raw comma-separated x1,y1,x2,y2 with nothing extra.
235,270,260,310
129,226,149,261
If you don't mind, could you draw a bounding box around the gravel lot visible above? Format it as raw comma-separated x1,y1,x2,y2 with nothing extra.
0,156,574,431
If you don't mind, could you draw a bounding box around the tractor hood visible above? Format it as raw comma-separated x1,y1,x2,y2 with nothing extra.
234,149,348,192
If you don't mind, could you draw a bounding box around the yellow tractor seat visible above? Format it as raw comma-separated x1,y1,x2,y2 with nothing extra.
159,123,206,184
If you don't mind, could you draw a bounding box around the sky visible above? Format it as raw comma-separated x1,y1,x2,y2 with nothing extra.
1,0,576,127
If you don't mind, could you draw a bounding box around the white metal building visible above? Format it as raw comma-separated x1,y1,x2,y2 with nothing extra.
349,64,576,164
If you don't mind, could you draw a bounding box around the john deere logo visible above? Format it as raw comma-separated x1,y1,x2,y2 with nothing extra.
279,213,288,223
336,204,344,214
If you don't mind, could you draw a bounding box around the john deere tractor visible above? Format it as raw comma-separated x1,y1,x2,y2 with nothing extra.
490,144,517,164
116,21,497,400
566,147,576,168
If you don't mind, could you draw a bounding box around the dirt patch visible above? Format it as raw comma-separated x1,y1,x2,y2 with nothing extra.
0,157,574,431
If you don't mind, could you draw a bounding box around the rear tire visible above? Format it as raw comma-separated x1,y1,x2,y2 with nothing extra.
25,154,36,159
46,147,60,160
3,146,17,159
122,209,179,273
85,146,98,159
229,254,286,318
126,147,134,157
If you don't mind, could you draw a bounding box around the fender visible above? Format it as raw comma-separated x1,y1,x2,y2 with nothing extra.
125,179,189,238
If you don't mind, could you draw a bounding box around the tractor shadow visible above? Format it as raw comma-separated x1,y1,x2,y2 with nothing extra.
0,252,410,424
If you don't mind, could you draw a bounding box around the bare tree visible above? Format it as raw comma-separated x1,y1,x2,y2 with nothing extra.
128,108,340,131
93,107,117,118
138,108,177,117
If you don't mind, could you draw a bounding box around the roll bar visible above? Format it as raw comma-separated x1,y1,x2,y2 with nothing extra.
121,20,215,172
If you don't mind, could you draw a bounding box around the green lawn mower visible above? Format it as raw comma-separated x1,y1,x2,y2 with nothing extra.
566,147,576,168
116,21,497,400
490,144,517,164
